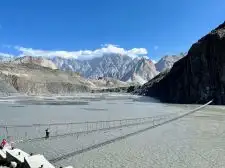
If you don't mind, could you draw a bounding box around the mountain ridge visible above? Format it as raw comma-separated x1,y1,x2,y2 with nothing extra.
0,53,183,88
155,54,184,72
50,54,159,84
135,21,225,105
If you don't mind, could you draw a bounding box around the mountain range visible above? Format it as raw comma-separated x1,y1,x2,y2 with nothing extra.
50,54,183,84
0,53,183,85
51,54,158,84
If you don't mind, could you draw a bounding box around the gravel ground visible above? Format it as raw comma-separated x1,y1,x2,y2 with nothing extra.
1,94,224,168
54,106,225,168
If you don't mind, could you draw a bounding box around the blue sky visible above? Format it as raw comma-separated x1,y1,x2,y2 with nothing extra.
0,0,225,61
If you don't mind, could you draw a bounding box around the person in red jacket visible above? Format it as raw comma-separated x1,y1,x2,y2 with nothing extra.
0,139,7,149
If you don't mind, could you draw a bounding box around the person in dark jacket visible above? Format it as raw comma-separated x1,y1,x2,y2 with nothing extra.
45,129,50,139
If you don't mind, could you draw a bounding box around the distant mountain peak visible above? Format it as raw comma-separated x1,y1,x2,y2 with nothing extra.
155,54,184,72
50,54,158,85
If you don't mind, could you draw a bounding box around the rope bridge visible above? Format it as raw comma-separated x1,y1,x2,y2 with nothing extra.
0,100,213,164
0,114,177,144
49,100,213,163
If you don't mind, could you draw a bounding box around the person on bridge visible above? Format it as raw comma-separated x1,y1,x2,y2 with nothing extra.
45,129,50,139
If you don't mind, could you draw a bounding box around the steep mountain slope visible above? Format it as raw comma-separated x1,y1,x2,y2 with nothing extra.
136,22,225,105
0,77,18,96
155,55,183,72
0,63,94,95
51,54,158,84
13,56,58,70
0,61,133,95
122,58,158,84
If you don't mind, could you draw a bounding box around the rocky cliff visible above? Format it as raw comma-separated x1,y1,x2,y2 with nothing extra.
136,22,225,105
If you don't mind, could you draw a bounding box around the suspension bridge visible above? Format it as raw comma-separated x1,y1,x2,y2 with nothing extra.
0,100,213,166
0,114,177,144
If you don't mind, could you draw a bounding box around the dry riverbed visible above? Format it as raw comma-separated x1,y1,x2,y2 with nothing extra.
0,94,224,168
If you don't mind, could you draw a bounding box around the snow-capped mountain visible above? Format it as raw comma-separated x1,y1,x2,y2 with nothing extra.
155,54,185,72
50,54,159,84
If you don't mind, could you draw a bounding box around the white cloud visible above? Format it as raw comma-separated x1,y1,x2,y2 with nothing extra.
154,45,159,50
13,44,148,60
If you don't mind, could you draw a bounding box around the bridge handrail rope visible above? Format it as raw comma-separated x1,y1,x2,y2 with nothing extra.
48,100,213,163
3,100,213,145
1,100,213,164
13,114,176,144
0,114,176,128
